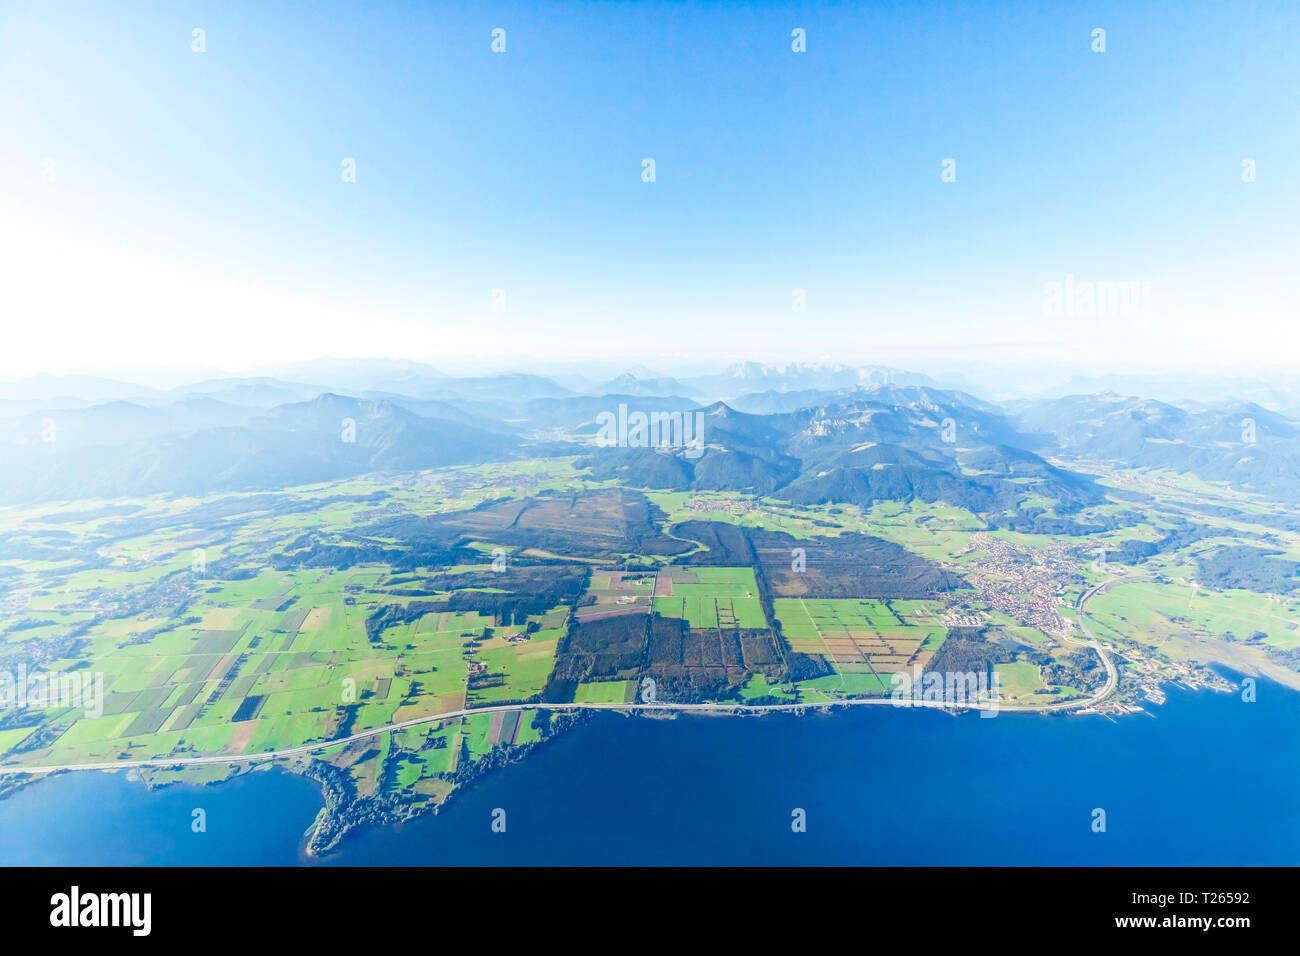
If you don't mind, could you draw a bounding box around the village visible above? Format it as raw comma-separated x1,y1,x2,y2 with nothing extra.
953,533,1075,634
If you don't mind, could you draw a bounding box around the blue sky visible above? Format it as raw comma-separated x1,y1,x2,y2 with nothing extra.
1,0,1296,377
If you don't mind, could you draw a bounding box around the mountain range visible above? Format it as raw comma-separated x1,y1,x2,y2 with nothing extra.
2,363,1297,509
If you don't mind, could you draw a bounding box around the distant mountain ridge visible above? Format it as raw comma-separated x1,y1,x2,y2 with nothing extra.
0,394,517,501
1018,392,1300,497
578,388,1103,518
3,364,1298,507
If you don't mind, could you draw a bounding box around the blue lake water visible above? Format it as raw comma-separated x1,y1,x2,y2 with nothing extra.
2,675,1297,865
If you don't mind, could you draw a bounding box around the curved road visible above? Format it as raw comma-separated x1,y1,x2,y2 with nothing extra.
1064,574,1125,706
0,579,1120,778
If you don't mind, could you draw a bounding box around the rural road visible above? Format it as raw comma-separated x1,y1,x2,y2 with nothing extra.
0,580,1120,778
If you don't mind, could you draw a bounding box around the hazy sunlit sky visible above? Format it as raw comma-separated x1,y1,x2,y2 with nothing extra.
1,0,1296,380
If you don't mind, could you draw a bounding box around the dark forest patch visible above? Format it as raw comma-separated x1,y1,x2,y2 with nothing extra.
924,628,1016,676
544,609,828,704
1196,545,1300,594
671,521,963,599
439,488,691,560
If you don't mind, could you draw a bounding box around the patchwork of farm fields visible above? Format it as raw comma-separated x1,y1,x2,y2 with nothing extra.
2,523,968,784
1,558,568,771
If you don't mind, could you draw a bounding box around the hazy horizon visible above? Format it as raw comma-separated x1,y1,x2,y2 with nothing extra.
5,352,1300,411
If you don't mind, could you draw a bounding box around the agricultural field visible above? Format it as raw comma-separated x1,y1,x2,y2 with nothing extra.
573,680,637,704
576,570,655,622
772,597,946,690
645,491,871,540
652,566,767,629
